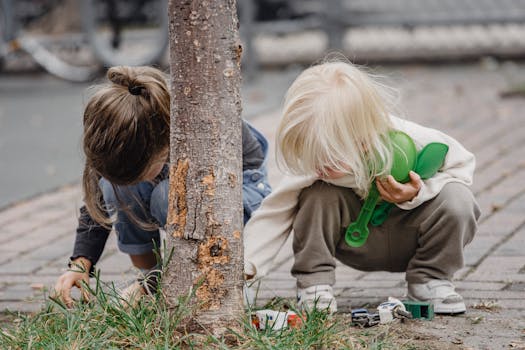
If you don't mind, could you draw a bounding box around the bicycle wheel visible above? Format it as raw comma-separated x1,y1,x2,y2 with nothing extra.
82,0,168,67
1,0,97,82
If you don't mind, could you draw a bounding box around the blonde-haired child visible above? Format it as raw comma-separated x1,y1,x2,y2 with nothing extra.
244,61,480,314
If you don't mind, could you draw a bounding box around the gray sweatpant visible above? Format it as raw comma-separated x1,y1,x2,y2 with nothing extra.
292,181,480,288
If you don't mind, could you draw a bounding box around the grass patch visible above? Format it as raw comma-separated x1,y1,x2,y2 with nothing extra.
0,286,447,350
0,296,432,350
0,252,443,349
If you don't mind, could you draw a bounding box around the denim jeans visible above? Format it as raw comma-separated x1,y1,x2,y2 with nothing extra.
100,123,271,255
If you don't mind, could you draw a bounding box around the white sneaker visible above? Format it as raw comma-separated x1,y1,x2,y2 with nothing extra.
407,279,466,314
297,284,337,313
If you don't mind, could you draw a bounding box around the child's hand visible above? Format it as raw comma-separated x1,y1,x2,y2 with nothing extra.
376,171,422,204
54,257,92,308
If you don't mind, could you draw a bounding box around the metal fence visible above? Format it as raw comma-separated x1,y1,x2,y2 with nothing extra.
240,0,525,75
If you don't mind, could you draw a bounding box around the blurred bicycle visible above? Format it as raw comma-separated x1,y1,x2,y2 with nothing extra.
82,0,168,67
0,0,168,82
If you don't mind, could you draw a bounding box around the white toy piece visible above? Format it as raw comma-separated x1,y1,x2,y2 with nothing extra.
255,310,297,330
377,297,411,324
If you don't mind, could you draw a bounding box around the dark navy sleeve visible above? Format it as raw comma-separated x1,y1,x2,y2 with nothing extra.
70,205,110,273
242,120,264,170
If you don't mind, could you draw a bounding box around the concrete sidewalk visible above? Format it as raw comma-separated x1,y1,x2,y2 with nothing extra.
1,62,525,347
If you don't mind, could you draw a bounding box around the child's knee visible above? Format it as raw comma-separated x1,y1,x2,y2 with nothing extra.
437,183,480,224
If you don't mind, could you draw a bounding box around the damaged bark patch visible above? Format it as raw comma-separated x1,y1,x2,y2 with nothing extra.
195,235,230,309
202,172,215,196
235,43,243,65
227,172,237,187
233,230,241,240
168,159,189,237
198,235,229,266
195,267,226,310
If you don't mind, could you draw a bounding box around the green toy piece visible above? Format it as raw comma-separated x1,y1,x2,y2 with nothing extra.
402,300,435,320
370,142,449,227
344,131,417,248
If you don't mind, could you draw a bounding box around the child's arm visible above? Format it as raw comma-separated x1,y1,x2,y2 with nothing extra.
70,206,111,270
54,206,110,307
391,117,475,209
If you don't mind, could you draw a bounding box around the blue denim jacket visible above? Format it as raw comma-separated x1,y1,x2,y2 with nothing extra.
242,123,272,223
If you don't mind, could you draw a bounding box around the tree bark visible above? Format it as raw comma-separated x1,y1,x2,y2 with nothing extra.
165,0,244,336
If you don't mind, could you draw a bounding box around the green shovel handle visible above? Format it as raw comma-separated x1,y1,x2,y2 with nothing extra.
345,185,380,247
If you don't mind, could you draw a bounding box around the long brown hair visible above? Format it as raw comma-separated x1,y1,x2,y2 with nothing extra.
82,66,170,228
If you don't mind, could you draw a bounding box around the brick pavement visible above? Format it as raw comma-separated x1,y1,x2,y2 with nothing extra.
1,64,524,327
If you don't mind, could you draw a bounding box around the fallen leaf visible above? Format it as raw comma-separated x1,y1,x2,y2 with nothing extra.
30,283,45,290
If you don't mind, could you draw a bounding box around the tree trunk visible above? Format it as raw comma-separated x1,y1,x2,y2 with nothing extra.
165,0,244,336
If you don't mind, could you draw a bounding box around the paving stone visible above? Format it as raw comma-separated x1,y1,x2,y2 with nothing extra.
0,229,28,247
0,250,24,266
461,289,524,300
5,230,65,254
26,207,73,224
0,275,60,284
35,265,69,276
474,129,525,173
463,114,524,154
0,283,45,301
506,282,525,292
338,287,407,299
0,301,44,313
44,253,73,268
464,235,502,266
484,299,525,310
0,258,50,275
478,209,525,235
493,227,525,257
0,203,40,228
1,220,43,242
454,281,507,291
466,256,525,282
25,187,82,212
29,235,74,261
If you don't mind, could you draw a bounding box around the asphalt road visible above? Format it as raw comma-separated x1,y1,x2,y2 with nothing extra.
0,74,88,209
0,68,300,209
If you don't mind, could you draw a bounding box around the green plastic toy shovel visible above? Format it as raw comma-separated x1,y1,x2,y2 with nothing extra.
344,131,417,248
369,142,449,227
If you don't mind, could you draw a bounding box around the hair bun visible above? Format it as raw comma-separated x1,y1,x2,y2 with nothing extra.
128,85,146,96
107,66,149,98
107,66,131,87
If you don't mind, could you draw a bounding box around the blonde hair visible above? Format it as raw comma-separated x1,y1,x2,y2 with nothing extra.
277,61,398,196
82,66,170,228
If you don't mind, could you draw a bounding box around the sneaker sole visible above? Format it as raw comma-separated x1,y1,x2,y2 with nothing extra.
433,302,466,314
